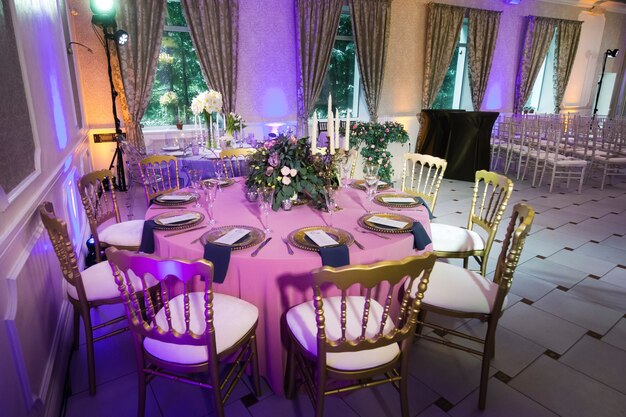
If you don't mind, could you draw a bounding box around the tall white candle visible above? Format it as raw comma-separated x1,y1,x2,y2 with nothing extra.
311,112,318,152
335,108,339,149
345,110,351,151
327,94,334,153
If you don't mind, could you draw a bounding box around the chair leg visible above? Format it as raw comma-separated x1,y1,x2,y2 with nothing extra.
285,338,297,399
416,309,428,336
250,335,261,397
479,322,497,410
137,370,147,417
399,356,411,417
72,306,80,350
211,368,225,417
82,310,97,396
462,257,469,270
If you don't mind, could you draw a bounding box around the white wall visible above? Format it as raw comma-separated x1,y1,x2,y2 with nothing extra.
0,1,91,416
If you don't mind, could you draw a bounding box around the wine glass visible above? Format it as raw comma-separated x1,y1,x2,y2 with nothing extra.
189,169,202,207
323,186,337,227
203,180,218,225
364,162,380,177
215,160,226,192
258,187,274,235
364,174,379,213
340,158,352,188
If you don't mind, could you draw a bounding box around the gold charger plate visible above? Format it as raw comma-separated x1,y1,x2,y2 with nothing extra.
357,213,414,234
350,179,391,191
152,192,197,206
151,210,204,230
200,225,265,250
374,193,422,209
288,226,354,252
204,178,236,188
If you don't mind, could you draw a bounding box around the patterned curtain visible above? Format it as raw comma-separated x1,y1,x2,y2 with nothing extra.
422,3,466,109
295,0,343,136
514,16,556,114
116,0,166,153
467,9,501,111
350,0,392,122
181,0,239,114
553,19,582,113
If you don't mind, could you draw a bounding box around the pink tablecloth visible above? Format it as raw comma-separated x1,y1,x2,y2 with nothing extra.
146,181,432,394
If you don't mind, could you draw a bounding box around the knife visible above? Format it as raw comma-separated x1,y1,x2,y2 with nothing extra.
251,237,272,257
353,239,365,250
163,225,207,238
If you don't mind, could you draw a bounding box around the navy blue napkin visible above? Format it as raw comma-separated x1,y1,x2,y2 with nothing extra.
415,197,434,219
203,242,232,284
411,222,432,251
318,245,350,267
139,220,157,253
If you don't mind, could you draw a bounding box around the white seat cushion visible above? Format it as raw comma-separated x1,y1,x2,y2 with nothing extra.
143,292,259,365
286,296,400,371
430,223,485,253
99,219,144,248
406,261,506,314
68,261,158,302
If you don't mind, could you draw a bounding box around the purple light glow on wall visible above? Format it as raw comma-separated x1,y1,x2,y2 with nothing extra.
484,80,503,110
49,72,68,149
261,88,289,118
65,177,81,247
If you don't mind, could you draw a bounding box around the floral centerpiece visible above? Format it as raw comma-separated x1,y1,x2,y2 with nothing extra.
342,121,410,182
225,112,246,136
245,135,338,211
191,89,223,148
159,91,178,124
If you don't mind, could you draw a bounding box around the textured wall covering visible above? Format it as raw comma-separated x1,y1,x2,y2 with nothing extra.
0,0,35,193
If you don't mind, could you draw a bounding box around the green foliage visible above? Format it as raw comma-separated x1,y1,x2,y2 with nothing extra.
142,2,207,126
245,136,338,211
342,121,410,182
432,44,460,110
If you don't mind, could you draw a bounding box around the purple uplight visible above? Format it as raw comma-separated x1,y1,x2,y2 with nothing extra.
262,88,288,118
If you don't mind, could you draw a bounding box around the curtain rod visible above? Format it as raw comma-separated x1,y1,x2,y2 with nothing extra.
428,2,502,14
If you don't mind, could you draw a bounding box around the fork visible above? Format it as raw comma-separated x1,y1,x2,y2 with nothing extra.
354,226,391,240
281,236,294,255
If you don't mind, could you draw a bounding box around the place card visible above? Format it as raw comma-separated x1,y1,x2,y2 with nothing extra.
305,230,338,247
158,213,198,225
159,194,193,201
367,215,409,229
214,228,251,245
382,197,416,204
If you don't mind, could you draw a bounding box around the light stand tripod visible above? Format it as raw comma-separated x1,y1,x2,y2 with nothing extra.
592,48,619,121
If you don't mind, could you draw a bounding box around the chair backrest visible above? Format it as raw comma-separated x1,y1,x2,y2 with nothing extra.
38,202,86,300
106,248,218,351
138,155,180,203
318,121,328,132
311,253,436,357
468,170,514,255
78,169,121,238
120,140,146,186
219,148,255,178
400,153,447,212
492,203,535,312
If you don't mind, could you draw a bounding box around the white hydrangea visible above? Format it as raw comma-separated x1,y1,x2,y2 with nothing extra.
159,91,178,107
190,89,223,115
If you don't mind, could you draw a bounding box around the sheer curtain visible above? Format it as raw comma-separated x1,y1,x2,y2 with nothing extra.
295,0,343,136
553,19,582,113
116,0,166,153
514,16,556,114
350,0,392,122
182,0,239,113
422,3,466,109
467,9,501,111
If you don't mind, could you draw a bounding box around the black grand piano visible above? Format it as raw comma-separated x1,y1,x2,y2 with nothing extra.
416,109,499,181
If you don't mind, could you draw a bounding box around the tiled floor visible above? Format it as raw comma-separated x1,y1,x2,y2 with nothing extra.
62,173,626,417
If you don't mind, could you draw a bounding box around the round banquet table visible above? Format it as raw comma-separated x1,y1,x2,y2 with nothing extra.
145,180,433,394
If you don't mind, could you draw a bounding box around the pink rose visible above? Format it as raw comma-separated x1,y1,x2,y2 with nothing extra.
368,157,373,161
385,128,389,133
290,168,297,177
352,123,357,129
282,176,291,185
289,135,297,144
281,166,291,176
265,166,274,176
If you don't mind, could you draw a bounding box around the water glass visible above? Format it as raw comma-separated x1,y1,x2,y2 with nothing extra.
364,162,380,178
340,159,352,188
323,186,337,227
258,187,274,234
215,160,226,192
364,174,379,213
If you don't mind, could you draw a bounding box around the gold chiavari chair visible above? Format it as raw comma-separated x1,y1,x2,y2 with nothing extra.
138,155,180,204
430,170,514,276
400,153,447,214
406,203,535,410
38,202,157,395
285,254,437,417
106,248,261,417
78,169,144,262
219,148,256,178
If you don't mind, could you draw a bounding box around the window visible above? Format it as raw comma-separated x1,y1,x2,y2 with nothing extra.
432,18,472,110
312,10,360,118
142,1,207,127
525,34,556,114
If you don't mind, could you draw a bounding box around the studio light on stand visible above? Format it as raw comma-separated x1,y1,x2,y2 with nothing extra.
593,48,619,120
91,0,129,191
